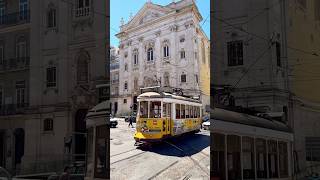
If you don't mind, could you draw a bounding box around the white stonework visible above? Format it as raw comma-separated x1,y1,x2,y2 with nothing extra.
116,0,210,116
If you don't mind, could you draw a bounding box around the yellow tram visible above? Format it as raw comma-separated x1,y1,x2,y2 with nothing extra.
134,91,202,144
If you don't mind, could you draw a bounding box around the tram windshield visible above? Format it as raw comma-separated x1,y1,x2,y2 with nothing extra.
150,101,161,118
139,101,148,118
139,101,162,118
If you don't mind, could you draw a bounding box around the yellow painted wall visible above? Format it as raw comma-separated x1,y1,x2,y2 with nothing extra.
288,1,320,103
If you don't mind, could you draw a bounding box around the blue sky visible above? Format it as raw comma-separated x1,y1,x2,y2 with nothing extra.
110,0,210,47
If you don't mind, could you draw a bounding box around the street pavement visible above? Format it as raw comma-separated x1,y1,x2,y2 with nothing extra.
110,119,210,180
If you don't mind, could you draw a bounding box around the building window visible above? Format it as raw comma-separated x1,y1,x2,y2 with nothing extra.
147,48,153,61
47,8,56,28
306,137,320,161
195,52,198,59
124,82,128,90
163,45,169,58
133,51,138,65
124,63,128,71
75,0,90,17
180,37,185,43
46,67,57,87
16,37,26,59
0,1,5,25
276,42,281,67
123,99,127,104
77,52,89,84
181,73,186,83
16,81,25,108
180,49,185,59
227,40,243,66
195,74,198,84
19,0,28,20
43,118,53,131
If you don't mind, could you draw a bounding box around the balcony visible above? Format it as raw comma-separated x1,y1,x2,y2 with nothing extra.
0,103,29,116
110,64,119,70
0,57,30,72
0,10,30,28
111,79,119,84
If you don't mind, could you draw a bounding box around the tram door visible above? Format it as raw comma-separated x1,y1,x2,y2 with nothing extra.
163,103,171,135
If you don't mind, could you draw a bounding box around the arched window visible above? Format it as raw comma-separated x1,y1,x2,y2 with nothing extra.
47,5,56,28
77,51,89,84
133,49,139,65
16,36,26,59
163,45,169,58
147,48,153,61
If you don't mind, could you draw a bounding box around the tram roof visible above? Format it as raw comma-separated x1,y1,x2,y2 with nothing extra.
211,108,292,133
138,92,201,103
86,100,108,119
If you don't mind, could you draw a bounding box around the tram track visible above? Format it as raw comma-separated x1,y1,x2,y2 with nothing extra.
110,150,148,165
162,140,210,178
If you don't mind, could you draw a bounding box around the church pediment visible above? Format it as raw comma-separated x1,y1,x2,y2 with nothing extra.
123,3,173,30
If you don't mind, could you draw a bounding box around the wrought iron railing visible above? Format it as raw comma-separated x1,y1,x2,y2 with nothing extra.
0,10,30,28
0,57,30,71
0,103,29,116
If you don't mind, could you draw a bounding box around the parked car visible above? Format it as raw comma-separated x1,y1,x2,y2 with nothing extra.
202,115,209,123
110,117,118,128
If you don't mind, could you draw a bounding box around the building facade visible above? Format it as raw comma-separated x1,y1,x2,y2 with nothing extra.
1,0,107,175
213,0,320,177
116,0,210,116
110,46,119,116
0,0,31,174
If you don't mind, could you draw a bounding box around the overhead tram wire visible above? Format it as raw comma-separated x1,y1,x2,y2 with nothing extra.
212,15,319,57
232,45,273,89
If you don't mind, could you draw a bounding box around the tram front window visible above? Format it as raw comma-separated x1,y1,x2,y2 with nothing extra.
139,101,148,118
150,101,161,118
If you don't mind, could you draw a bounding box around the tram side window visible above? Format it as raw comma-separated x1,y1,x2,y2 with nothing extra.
176,104,180,119
227,135,241,180
181,104,185,119
268,140,279,178
185,105,189,118
163,103,171,118
139,101,148,118
242,137,255,179
163,103,167,118
190,106,194,118
150,101,161,118
212,133,226,179
256,138,267,178
279,141,288,178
